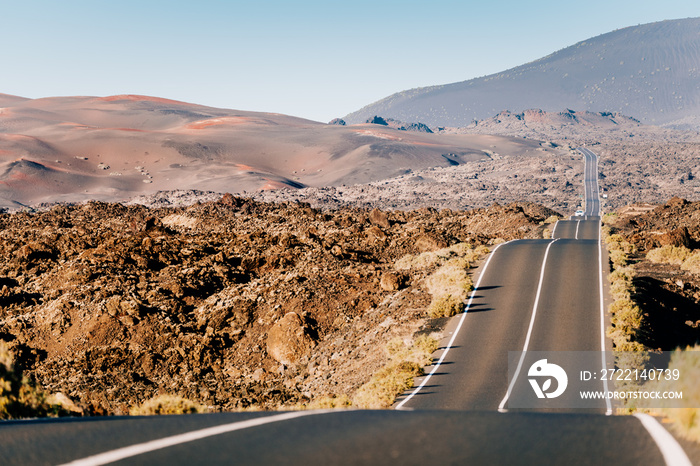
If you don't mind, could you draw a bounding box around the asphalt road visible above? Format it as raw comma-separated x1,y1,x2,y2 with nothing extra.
579,147,601,217
1,149,694,465
0,410,670,466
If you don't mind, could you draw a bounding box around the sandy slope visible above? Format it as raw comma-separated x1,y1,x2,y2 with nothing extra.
0,94,555,209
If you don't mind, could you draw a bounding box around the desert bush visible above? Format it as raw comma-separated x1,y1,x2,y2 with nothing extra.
352,335,438,409
543,215,560,224
607,240,636,255
609,299,643,337
647,245,691,265
130,394,205,415
681,251,700,275
605,233,626,245
609,249,629,268
608,267,635,300
298,394,352,410
352,361,422,409
395,243,485,272
651,345,700,442
427,294,464,318
602,213,618,225
0,342,70,419
425,258,473,318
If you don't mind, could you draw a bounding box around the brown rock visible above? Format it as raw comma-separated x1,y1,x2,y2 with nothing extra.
658,227,692,248
369,208,390,229
380,272,404,291
266,312,313,366
414,234,447,252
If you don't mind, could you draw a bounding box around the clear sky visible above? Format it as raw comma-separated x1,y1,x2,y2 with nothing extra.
2,0,700,122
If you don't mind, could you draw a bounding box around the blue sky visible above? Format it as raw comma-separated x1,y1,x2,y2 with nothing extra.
2,0,699,122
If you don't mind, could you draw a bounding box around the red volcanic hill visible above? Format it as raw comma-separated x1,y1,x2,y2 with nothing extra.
0,94,553,209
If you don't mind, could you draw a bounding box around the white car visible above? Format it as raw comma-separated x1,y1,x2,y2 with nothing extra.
574,210,585,216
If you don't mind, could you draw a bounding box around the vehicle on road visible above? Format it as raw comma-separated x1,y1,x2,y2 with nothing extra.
574,210,584,216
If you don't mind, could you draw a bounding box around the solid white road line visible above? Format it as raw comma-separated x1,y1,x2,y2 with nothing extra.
395,241,510,410
551,220,559,239
498,238,559,412
634,414,692,466
58,410,335,466
575,220,581,240
598,218,613,415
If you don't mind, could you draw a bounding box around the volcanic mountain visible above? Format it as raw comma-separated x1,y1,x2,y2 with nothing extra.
0,94,554,209
343,18,700,129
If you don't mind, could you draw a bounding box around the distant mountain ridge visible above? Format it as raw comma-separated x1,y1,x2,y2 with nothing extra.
344,18,700,129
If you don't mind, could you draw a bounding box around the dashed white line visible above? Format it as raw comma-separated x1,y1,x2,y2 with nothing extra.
634,413,692,466
58,410,334,466
498,238,559,412
395,241,510,410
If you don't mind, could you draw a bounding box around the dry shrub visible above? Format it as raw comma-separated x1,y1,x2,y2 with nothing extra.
609,249,629,268
608,267,635,300
0,342,70,419
605,233,626,245
651,346,700,442
610,299,643,336
647,245,691,265
352,361,422,409
544,216,560,224
130,394,205,415
425,258,473,318
299,394,352,410
395,243,485,271
681,251,700,275
352,335,439,409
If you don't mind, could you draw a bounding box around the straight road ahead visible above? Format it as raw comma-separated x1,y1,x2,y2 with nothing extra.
579,147,601,217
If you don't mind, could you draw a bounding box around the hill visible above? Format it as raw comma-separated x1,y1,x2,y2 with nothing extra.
344,18,700,129
0,94,555,210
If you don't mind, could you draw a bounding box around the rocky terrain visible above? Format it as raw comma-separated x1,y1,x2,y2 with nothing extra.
0,195,557,415
604,197,700,350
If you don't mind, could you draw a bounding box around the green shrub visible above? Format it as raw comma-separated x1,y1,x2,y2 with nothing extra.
130,394,205,415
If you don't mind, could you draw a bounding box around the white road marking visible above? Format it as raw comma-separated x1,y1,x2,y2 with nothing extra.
598,220,613,415
575,220,581,240
58,410,335,466
395,241,510,410
498,238,559,412
634,414,692,466
551,220,559,239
